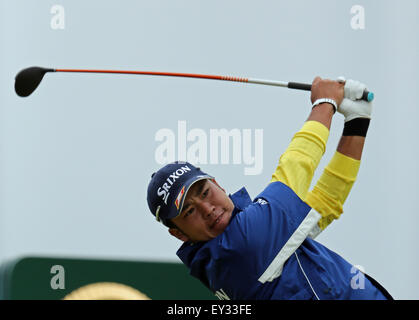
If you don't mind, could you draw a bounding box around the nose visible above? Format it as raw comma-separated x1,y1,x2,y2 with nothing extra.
197,201,215,218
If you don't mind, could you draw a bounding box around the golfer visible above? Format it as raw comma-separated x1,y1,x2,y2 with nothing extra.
147,77,392,300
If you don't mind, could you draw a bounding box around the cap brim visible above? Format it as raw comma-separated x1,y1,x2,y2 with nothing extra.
168,174,213,220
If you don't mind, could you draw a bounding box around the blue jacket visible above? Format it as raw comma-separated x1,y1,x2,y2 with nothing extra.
177,181,391,300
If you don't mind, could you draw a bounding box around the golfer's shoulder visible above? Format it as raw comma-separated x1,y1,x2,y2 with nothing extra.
256,180,301,204
220,184,303,251
229,182,297,224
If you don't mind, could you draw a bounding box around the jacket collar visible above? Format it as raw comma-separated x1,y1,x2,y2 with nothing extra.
229,187,253,215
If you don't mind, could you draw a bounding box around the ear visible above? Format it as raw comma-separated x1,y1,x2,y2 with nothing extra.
168,228,190,242
210,178,226,193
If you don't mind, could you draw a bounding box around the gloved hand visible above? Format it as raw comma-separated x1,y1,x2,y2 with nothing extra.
337,78,373,122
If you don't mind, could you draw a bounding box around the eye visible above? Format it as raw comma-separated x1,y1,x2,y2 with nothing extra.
202,188,209,198
184,208,194,218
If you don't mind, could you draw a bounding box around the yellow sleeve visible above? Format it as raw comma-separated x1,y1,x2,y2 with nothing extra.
270,120,329,200
305,151,361,230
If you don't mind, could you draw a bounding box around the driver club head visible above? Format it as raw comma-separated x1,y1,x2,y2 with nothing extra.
15,66,55,97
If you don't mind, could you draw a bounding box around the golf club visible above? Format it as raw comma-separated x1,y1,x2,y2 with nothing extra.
14,66,374,102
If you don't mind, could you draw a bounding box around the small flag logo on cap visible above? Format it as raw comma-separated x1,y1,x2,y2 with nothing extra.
175,186,186,209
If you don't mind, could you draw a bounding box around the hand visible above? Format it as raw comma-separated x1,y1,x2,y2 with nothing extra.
310,77,344,106
338,79,373,122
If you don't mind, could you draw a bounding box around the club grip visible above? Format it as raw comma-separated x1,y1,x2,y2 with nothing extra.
288,82,374,102
288,82,312,91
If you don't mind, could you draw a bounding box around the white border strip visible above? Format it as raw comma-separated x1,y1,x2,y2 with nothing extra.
258,209,321,284
308,224,322,239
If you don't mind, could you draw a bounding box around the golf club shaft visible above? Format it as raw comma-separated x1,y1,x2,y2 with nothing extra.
54,69,373,102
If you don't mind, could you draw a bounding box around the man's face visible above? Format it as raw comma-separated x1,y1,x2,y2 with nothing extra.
169,179,235,242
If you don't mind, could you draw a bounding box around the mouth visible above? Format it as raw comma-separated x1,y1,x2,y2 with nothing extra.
210,210,225,229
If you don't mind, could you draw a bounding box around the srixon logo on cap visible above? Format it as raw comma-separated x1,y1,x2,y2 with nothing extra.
157,165,192,204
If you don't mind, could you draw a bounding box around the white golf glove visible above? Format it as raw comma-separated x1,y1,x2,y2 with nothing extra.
337,78,373,122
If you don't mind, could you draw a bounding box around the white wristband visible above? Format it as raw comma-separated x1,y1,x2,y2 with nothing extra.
312,98,337,113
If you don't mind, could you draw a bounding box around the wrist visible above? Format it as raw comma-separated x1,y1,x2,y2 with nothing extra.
307,103,334,130
312,98,337,113
342,118,370,137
